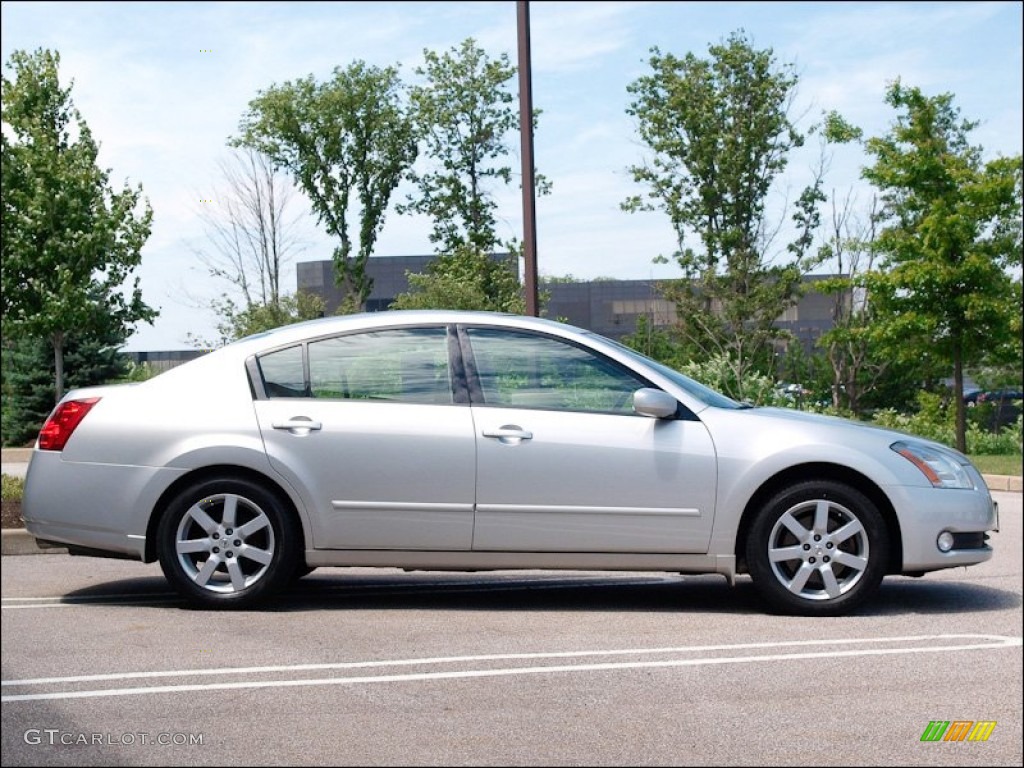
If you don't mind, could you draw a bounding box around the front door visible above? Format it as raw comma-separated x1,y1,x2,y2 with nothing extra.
463,327,717,553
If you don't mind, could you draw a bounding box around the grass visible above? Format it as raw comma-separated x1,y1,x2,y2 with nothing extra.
968,454,1023,476
1,473,24,501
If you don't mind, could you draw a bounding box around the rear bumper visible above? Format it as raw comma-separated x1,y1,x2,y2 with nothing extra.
22,450,187,561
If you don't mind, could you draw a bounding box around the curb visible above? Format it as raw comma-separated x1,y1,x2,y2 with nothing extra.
2,529,67,556
982,474,1023,492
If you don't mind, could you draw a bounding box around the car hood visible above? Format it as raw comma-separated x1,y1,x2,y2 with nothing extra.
735,406,963,455
694,404,976,489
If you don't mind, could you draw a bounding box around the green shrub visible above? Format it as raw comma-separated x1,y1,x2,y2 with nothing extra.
1,474,25,502
870,392,1021,455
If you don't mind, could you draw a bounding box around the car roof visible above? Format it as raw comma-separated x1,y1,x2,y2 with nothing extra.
225,310,594,355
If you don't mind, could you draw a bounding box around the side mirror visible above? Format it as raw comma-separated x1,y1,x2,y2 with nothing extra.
632,388,678,419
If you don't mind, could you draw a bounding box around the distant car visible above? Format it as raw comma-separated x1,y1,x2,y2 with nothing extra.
23,311,998,616
977,388,1024,406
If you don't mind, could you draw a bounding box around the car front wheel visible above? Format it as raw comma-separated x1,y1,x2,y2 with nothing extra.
746,480,889,616
157,477,299,609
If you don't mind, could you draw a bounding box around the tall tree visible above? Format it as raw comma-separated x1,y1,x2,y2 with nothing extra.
233,61,416,309
1,320,130,446
396,38,550,311
193,148,306,310
1,48,155,402
862,81,1023,452
623,30,822,399
402,38,524,255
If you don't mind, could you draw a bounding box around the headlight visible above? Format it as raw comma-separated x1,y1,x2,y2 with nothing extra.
891,441,974,489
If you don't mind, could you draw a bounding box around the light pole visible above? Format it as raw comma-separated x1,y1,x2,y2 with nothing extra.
517,0,539,316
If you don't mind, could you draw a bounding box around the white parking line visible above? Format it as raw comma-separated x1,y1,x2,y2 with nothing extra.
3,634,1019,703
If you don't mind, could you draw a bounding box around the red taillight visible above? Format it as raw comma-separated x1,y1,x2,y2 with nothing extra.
38,397,101,451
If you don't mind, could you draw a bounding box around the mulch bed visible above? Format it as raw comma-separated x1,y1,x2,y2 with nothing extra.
1,501,24,529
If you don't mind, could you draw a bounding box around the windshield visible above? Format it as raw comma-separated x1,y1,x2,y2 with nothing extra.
589,334,746,410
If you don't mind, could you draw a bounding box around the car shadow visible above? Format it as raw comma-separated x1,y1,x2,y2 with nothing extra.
55,571,1020,616
865,577,1022,615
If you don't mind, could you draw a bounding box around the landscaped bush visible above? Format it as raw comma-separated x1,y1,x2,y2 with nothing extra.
870,392,1022,455
1,473,25,502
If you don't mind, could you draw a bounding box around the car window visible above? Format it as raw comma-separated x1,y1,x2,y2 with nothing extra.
466,328,645,414
308,328,453,404
257,345,307,398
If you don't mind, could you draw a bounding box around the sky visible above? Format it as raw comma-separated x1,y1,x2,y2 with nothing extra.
2,1,1022,351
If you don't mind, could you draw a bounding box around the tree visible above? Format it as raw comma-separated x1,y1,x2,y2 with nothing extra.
1,48,156,402
622,31,822,399
233,61,416,309
1,321,130,446
193,148,306,310
862,81,1023,451
185,147,314,347
397,38,550,308
202,291,326,346
391,245,524,313
403,38,534,254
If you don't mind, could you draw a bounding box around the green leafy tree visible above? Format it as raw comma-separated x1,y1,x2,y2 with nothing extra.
862,81,1023,451
1,48,155,402
403,38,544,255
233,61,416,309
623,31,824,399
391,246,524,313
1,323,130,446
187,291,326,348
398,38,550,307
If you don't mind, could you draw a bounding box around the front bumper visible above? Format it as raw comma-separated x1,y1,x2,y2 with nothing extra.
888,481,998,573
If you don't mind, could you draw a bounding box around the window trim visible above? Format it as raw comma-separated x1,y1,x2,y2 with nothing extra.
457,324,678,419
249,324,470,405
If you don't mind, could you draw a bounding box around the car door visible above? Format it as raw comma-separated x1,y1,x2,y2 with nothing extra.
253,325,477,550
463,326,717,553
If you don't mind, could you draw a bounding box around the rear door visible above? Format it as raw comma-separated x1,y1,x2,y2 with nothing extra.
253,325,477,550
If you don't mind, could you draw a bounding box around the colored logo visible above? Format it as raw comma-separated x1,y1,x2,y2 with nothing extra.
920,721,996,742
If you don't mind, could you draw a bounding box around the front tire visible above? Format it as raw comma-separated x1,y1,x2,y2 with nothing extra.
746,480,888,616
157,477,299,609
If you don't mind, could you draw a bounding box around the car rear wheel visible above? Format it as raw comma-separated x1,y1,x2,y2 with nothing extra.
746,480,888,616
157,477,299,609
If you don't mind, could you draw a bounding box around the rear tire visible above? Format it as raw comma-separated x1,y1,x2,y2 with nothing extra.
157,477,299,609
745,480,888,616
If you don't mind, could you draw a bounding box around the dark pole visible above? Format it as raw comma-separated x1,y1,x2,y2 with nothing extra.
517,0,539,316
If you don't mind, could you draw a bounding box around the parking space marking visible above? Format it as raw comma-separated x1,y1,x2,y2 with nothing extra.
3,634,1019,703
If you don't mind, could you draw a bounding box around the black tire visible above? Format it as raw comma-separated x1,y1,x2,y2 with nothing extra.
745,480,889,617
292,565,316,581
157,477,300,609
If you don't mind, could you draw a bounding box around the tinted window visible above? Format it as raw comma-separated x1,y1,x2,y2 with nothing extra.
308,328,452,404
258,345,306,398
466,328,645,414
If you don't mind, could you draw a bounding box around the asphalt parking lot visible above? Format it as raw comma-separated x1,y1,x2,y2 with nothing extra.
1,491,1020,766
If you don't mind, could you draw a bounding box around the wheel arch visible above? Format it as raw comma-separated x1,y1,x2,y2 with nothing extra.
734,462,903,575
144,465,303,563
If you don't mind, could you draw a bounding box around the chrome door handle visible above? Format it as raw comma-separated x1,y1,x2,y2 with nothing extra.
482,426,533,441
272,418,322,432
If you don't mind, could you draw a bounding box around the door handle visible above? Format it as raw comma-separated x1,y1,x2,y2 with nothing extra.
272,418,322,433
482,426,533,442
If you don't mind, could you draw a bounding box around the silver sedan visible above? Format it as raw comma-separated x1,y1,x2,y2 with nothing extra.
22,311,998,615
